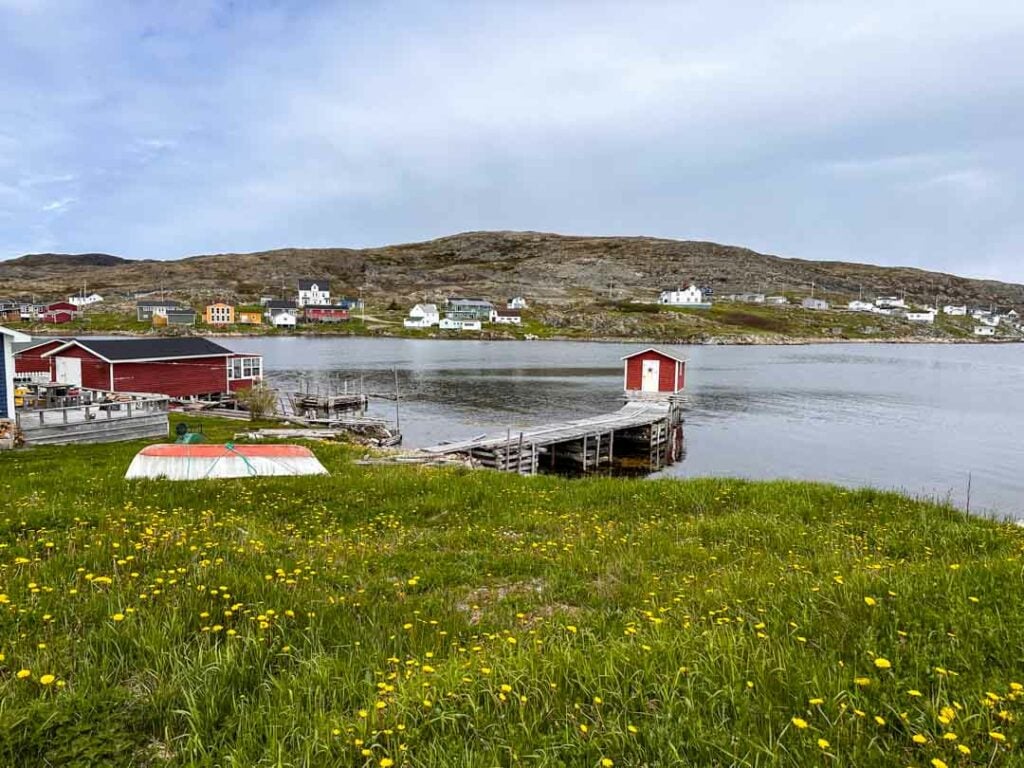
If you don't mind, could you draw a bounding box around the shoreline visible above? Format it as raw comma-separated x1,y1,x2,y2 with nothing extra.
16,327,1021,346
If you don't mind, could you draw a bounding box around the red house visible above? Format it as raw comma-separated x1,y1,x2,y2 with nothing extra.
13,338,67,381
41,338,263,399
304,305,349,323
42,302,79,324
622,348,686,397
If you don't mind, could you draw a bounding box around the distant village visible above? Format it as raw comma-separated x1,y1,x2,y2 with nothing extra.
1,277,1022,340
656,283,1024,338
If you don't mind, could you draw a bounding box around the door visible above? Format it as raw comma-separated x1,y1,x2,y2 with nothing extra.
54,357,83,386
641,359,660,392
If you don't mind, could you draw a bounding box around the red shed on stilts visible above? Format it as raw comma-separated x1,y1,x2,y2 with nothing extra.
621,348,686,398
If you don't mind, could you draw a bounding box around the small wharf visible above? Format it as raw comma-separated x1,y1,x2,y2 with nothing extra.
422,399,683,475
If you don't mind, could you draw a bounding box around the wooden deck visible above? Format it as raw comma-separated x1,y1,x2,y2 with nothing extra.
16,394,170,446
423,400,684,476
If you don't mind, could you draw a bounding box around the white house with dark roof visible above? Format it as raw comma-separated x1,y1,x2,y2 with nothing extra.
297,279,331,308
404,303,440,328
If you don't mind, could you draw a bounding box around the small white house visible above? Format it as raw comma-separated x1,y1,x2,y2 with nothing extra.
297,279,331,308
876,296,907,309
491,308,522,325
979,315,1000,327
659,285,710,307
68,292,104,308
404,303,440,328
848,300,874,312
765,296,789,306
802,298,829,311
974,325,996,337
507,296,528,310
943,305,967,316
270,310,298,328
439,318,482,331
737,293,765,304
1,325,30,421
905,310,935,323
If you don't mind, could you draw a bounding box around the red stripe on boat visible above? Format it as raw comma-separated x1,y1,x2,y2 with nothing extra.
138,444,317,458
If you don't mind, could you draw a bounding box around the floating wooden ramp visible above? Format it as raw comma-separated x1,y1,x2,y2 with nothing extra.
422,400,684,476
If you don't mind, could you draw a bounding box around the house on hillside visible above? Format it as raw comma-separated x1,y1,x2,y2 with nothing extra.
153,308,197,327
490,308,522,325
876,296,906,310
974,325,996,337
445,298,494,322
204,303,236,326
943,305,967,316
508,296,528,310
1,326,31,421
68,292,104,307
137,300,181,321
41,338,262,399
765,296,789,306
848,300,874,312
305,305,350,323
801,298,829,311
905,310,935,323
0,300,20,323
264,301,298,328
297,279,330,308
439,318,482,331
42,302,79,324
658,285,710,307
404,304,440,328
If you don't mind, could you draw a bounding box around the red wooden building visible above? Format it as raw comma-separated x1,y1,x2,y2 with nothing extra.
41,338,263,399
13,338,67,381
304,305,350,323
622,348,686,397
41,302,79,324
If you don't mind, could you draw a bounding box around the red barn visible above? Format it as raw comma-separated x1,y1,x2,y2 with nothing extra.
42,302,79,324
42,338,262,399
304,305,349,323
622,348,686,397
14,338,67,381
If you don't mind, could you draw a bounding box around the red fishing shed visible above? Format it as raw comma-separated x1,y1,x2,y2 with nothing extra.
621,348,686,397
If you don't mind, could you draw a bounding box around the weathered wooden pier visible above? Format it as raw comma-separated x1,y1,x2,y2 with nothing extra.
422,399,684,475
422,348,688,476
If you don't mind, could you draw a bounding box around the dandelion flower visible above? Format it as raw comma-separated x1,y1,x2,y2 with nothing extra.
112,613,125,622
817,738,830,750
874,658,892,670
601,759,614,767
379,759,394,768
864,596,877,606
39,674,55,686
809,698,824,706
791,717,808,729
912,734,927,744
931,760,948,768
874,716,886,726
956,744,971,755
16,669,30,680
989,731,1006,742
854,677,871,687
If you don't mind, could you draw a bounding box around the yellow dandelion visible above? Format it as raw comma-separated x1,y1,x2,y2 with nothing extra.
854,677,871,687
989,731,1006,742
809,697,824,706
956,744,971,755
601,759,614,767
379,759,394,768
874,716,886,726
864,596,877,606
931,760,948,768
817,738,830,750
16,669,31,680
112,613,125,622
874,657,891,670
912,733,927,744
791,717,808,729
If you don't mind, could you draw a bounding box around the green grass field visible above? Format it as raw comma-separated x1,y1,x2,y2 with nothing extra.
1,417,1022,766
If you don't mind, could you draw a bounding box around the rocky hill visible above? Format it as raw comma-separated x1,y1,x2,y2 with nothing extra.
1,231,1021,310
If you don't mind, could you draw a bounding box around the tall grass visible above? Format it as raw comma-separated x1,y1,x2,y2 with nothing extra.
0,417,1021,766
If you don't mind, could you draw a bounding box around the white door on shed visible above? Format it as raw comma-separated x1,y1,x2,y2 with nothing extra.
641,359,660,392
54,356,83,386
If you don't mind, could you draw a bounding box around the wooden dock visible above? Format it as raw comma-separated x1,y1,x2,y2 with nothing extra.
422,400,684,476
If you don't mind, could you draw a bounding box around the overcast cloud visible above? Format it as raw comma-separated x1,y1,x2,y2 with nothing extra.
1,0,1022,280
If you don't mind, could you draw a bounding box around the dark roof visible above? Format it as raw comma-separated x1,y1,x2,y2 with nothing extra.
12,338,66,355
166,309,197,316
304,304,349,310
265,300,297,309
45,338,234,362
495,308,521,317
297,279,330,291
137,300,180,308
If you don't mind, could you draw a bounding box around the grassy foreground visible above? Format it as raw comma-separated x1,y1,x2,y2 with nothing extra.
1,419,1022,767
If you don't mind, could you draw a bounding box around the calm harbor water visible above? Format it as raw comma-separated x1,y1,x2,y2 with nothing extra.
221,337,1024,519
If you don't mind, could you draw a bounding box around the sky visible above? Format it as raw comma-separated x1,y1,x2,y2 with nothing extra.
1,1,1023,281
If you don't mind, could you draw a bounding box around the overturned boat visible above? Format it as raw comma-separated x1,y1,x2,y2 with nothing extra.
125,443,329,481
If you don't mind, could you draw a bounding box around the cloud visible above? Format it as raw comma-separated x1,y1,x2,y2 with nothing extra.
0,0,1022,281
41,197,76,212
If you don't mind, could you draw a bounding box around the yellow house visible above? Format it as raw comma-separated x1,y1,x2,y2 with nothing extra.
204,303,236,325
236,311,263,325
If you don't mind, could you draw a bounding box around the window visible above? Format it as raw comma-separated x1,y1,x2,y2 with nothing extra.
229,357,262,380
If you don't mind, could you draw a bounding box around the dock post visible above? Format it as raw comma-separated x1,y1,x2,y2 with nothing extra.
582,434,588,472
608,430,615,469
517,432,524,474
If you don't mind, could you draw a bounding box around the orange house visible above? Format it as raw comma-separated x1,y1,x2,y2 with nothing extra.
204,303,236,326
